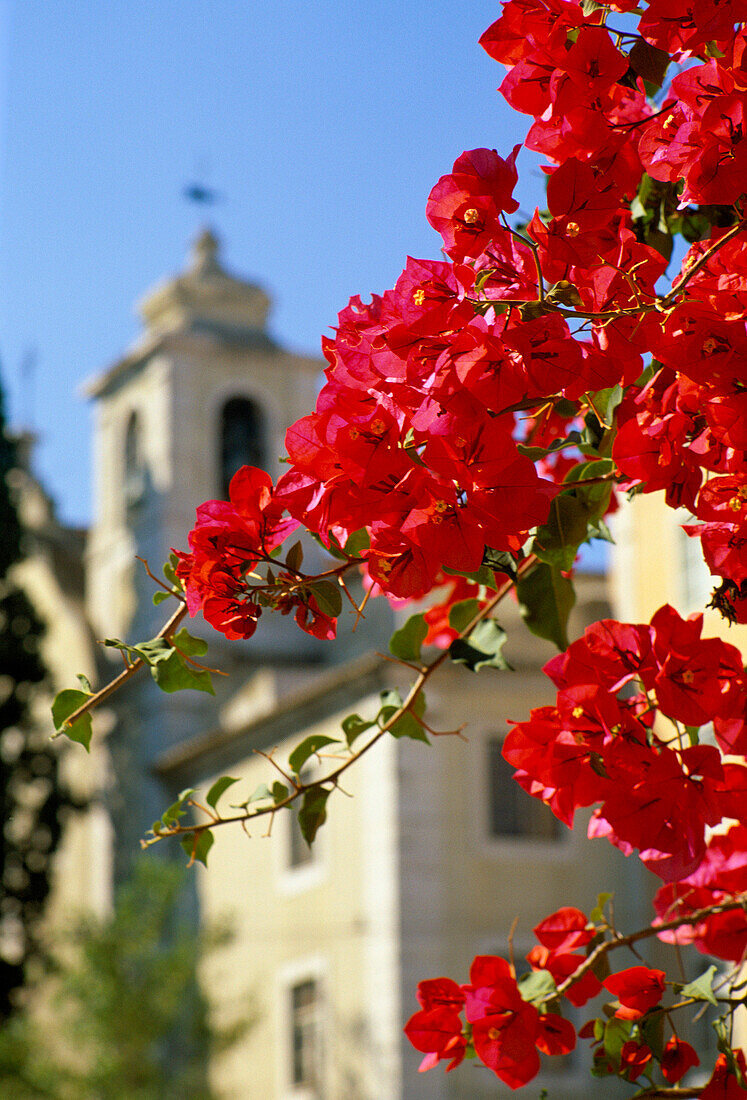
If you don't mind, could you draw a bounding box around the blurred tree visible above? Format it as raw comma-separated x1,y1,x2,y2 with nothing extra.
0,377,72,1019
0,857,250,1099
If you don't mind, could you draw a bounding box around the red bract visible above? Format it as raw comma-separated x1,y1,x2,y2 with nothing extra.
620,1039,654,1080
170,6,747,1091
602,966,666,1018
426,147,521,260
464,956,541,1089
649,604,746,726
535,1013,576,1056
403,1006,466,1073
533,906,593,953
701,1051,747,1099
661,1037,700,1084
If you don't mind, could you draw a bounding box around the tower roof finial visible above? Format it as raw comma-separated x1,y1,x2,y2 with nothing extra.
189,226,221,274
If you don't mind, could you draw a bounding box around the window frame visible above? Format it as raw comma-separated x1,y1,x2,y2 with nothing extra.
475,730,572,859
276,956,328,1100
219,395,266,498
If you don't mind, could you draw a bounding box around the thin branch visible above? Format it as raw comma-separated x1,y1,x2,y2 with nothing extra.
55,602,188,734
663,218,746,304
556,892,747,997
501,215,546,300
148,557,538,842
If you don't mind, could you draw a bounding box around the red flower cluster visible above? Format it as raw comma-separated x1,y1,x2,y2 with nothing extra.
654,824,747,961
505,608,747,880
406,909,705,1089
175,467,335,641
405,953,575,1088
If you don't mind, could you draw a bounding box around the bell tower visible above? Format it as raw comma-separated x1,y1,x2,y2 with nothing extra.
85,228,322,644
83,229,325,870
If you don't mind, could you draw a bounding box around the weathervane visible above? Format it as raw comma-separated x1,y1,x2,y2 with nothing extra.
182,160,223,208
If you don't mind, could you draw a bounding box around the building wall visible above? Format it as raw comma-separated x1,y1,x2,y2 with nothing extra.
196,698,401,1100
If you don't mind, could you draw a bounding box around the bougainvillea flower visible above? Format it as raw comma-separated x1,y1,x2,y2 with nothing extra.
700,1051,747,1099
426,146,521,260
661,1037,700,1084
602,966,666,1018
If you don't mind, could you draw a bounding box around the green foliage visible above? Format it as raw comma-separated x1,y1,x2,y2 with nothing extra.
677,965,719,1006
288,734,341,775
102,628,215,696
0,859,250,1099
449,619,511,672
179,829,214,867
378,688,429,742
341,711,375,746
51,688,93,751
517,968,557,1008
309,579,342,618
517,562,576,650
389,612,428,662
297,785,331,845
448,598,480,633
205,776,240,811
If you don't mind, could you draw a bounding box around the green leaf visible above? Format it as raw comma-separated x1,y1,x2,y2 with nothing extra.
132,637,174,664
51,688,93,752
588,517,614,544
344,527,370,556
272,781,289,803
602,1017,633,1062
449,619,510,672
342,712,375,747
244,782,272,805
378,689,429,743
152,589,171,605
150,650,215,695
180,828,214,867
448,598,480,634
205,776,240,811
518,969,557,1007
517,431,583,462
589,385,623,428
389,710,429,743
310,580,343,618
533,494,590,571
297,787,330,846
443,563,503,586
590,891,613,924
389,613,428,662
680,965,718,1006
517,563,576,651
640,1011,666,1061
288,734,340,775
162,552,183,591
76,673,92,692
160,788,195,826
285,539,304,573
171,627,208,657
628,40,669,88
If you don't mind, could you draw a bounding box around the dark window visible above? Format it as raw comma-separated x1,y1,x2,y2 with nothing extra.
220,397,265,498
291,979,321,1089
487,739,562,840
124,411,145,509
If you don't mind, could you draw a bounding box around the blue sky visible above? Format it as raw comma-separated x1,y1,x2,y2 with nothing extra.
0,1,543,527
